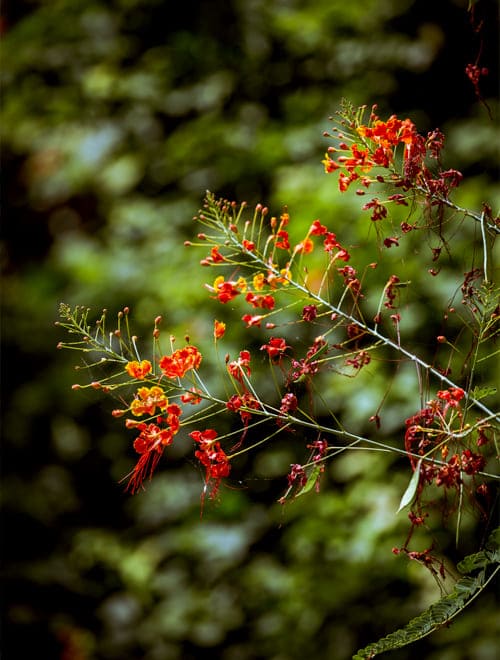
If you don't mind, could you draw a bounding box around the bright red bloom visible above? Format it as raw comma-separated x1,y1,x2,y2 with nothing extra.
126,422,176,493
338,171,357,192
159,345,202,378
323,232,341,252
261,337,289,360
227,350,252,382
275,230,290,250
310,219,328,235
226,392,260,425
245,292,275,309
242,314,263,327
210,246,226,262
242,239,255,252
357,115,417,150
191,428,231,498
332,248,351,262
189,428,219,448
210,275,247,303
125,360,152,379
437,387,465,407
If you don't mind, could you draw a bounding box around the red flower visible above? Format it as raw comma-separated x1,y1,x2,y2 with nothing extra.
189,428,218,448
210,246,226,262
214,281,240,303
180,388,203,405
310,219,328,235
190,429,231,498
362,198,388,221
435,455,461,488
242,239,255,252
302,305,317,322
323,232,341,252
261,337,289,360
245,292,275,309
437,387,465,408
242,314,263,327
322,154,340,173
275,230,290,250
226,392,260,422
279,392,298,415
126,423,176,493
332,248,351,262
227,350,252,382
461,449,486,475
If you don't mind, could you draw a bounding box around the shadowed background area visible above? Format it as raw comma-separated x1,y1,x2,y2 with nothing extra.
1,0,499,658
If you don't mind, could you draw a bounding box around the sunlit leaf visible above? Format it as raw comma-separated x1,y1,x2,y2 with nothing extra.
397,459,421,513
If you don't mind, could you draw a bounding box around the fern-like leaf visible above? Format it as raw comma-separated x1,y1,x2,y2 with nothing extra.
353,527,500,659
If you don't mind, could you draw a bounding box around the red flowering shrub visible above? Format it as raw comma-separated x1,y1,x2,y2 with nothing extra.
57,100,498,657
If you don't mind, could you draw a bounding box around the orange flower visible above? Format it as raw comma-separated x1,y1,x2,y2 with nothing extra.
131,386,169,416
214,320,226,340
357,116,417,150
322,154,340,173
293,238,314,254
125,359,152,379
159,345,202,378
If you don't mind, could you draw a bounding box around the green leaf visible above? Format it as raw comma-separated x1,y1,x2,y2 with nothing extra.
353,527,500,659
470,385,497,401
295,465,322,497
397,459,421,513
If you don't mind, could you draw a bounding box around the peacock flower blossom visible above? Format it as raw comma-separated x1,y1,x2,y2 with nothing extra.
125,360,152,379
214,320,226,340
131,386,169,417
159,345,202,378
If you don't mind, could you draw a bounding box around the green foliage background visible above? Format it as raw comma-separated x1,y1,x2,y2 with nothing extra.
1,0,499,658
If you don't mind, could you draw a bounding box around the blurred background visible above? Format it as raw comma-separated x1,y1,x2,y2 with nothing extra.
1,0,499,658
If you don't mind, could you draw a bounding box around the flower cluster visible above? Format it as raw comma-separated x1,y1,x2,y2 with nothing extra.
404,386,490,515
322,104,464,236
189,429,231,499
57,102,497,563
111,346,204,493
